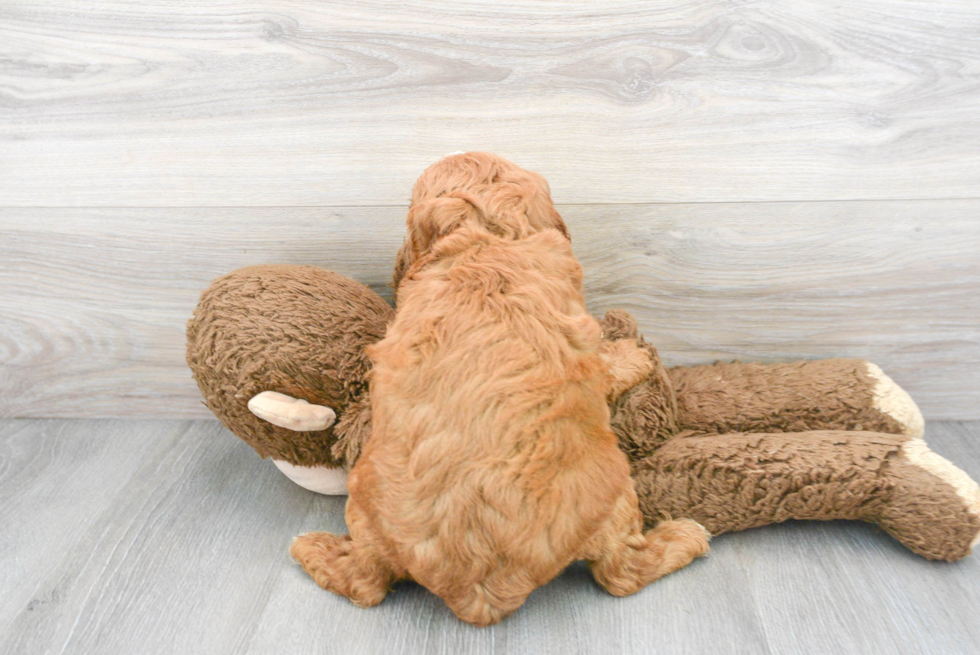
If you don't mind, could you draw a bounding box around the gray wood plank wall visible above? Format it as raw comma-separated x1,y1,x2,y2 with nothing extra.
1,1,979,419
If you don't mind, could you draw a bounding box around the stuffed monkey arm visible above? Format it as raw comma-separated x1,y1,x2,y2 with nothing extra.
668,359,924,439
595,309,923,444
631,430,980,561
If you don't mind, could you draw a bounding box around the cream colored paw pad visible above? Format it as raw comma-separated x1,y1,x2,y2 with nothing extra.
900,440,980,548
866,363,925,439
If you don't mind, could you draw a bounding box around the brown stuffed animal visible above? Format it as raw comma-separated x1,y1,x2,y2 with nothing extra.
187,156,980,563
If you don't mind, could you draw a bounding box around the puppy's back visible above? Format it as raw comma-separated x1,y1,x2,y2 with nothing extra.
358,230,630,619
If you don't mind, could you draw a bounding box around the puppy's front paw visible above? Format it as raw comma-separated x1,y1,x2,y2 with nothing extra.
651,518,711,561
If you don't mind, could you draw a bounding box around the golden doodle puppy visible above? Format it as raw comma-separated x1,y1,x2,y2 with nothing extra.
290,152,710,626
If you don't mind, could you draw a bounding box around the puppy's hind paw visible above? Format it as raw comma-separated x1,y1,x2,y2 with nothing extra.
289,532,391,607
290,532,350,569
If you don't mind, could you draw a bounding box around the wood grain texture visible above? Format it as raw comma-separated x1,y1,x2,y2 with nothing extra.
733,420,980,655
1,0,979,205
2,201,978,419
1,419,979,654
0,419,318,654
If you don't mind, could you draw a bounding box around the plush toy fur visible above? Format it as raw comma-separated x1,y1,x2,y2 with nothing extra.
187,153,980,563
186,266,388,473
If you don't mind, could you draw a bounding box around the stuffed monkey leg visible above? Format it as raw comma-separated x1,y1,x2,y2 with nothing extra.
632,430,980,561
668,360,924,439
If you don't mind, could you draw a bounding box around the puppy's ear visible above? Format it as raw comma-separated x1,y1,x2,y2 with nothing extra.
391,238,412,300
406,193,482,259
549,208,570,241
523,172,569,241
522,203,569,242
393,194,483,300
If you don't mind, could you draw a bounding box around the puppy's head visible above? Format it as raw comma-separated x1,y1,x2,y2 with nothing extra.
393,152,568,294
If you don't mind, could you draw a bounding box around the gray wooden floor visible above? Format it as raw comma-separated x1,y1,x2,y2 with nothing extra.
2,419,979,655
